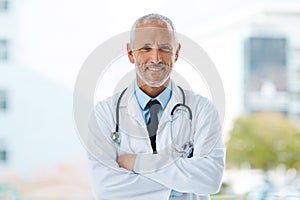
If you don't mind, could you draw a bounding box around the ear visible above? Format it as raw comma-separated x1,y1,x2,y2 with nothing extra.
175,43,181,62
127,43,135,64
174,43,181,62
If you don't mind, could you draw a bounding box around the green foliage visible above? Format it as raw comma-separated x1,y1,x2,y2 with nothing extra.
226,111,300,171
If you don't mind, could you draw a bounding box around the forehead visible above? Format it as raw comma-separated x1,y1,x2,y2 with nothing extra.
134,22,174,47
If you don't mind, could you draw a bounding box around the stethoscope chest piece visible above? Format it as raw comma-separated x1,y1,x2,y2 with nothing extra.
111,132,121,145
182,141,194,158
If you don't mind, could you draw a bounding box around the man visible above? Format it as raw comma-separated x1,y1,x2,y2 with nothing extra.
88,13,225,200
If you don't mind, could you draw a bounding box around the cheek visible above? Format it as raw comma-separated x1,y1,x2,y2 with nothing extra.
162,54,175,63
164,58,174,67
134,54,148,64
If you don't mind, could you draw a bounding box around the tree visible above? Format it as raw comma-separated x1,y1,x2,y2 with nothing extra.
226,111,300,171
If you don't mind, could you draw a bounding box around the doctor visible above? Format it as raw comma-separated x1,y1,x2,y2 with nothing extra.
88,13,225,200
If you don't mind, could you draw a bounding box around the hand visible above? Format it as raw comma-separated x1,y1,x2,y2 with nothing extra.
117,154,137,171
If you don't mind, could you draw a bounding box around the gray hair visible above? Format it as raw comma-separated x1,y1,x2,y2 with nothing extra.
130,13,178,48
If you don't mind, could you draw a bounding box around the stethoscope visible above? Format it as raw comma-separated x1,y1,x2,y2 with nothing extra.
111,86,194,158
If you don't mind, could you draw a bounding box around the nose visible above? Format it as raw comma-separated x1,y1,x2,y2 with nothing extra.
150,48,162,64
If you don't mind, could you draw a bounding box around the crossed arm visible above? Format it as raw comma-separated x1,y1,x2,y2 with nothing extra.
88,99,225,199
116,100,225,195
87,102,171,199
117,154,137,170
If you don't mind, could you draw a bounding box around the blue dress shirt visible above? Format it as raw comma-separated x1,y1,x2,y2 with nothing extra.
134,81,172,124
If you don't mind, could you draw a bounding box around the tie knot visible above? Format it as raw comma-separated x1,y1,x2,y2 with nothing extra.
147,99,160,106
147,100,161,112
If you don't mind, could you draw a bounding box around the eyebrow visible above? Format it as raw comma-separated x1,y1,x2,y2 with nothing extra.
140,43,172,46
159,43,172,46
142,43,152,46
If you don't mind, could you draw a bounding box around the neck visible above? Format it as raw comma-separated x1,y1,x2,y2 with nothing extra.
137,78,170,98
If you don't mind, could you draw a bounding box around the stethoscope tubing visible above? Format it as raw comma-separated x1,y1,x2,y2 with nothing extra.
112,85,194,157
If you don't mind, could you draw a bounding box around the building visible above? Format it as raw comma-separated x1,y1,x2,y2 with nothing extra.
0,0,13,168
0,1,92,197
197,6,300,128
244,10,300,124
0,0,84,177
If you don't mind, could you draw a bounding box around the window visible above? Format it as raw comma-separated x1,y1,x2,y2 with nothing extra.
246,37,287,92
0,148,7,162
0,90,7,111
0,40,8,61
0,140,7,162
0,0,8,12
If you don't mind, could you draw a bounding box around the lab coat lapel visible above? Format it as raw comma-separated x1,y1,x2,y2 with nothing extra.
158,81,183,128
118,82,148,137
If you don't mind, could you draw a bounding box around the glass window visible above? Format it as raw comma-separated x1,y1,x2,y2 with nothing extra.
0,140,7,162
0,0,8,12
0,149,7,162
246,37,287,92
0,40,8,61
0,90,7,111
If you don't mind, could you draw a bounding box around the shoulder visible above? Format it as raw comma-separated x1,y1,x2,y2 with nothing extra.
95,86,132,112
182,89,212,107
94,93,120,113
172,82,211,107
181,89,219,118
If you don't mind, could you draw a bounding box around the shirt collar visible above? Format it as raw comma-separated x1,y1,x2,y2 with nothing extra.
134,81,172,110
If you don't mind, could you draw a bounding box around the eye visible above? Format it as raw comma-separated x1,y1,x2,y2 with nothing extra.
139,46,152,52
159,46,172,53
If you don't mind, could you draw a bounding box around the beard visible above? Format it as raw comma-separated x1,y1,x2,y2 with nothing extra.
135,63,172,87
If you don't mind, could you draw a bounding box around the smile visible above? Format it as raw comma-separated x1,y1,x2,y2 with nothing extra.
147,66,165,71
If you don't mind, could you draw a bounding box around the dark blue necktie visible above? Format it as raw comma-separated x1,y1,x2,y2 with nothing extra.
146,100,161,154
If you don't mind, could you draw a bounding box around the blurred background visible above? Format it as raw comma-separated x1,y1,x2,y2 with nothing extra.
1,0,300,199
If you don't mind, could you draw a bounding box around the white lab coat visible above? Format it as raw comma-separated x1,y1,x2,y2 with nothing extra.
87,80,226,200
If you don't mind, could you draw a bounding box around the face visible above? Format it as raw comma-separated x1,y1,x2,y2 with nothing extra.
127,21,180,88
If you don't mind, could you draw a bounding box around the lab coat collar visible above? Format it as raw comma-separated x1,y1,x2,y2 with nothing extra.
119,80,183,127
119,82,145,128
134,81,172,110
159,81,184,126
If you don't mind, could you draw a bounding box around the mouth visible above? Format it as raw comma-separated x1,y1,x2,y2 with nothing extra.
145,64,167,72
147,66,164,71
